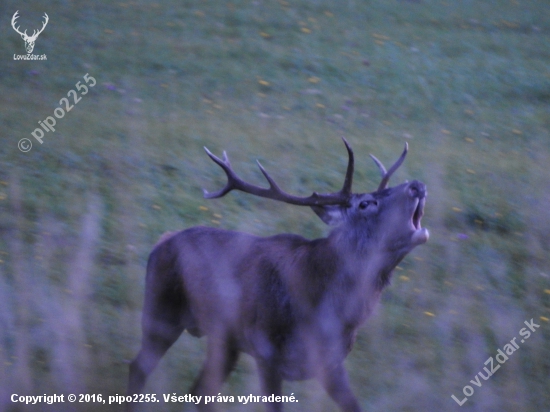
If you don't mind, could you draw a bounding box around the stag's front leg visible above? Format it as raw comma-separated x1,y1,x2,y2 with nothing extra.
256,358,283,412
320,362,362,412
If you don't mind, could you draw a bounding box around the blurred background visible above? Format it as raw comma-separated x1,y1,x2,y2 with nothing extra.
1,0,549,411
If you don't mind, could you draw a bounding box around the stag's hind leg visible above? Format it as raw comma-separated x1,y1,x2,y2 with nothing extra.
127,320,184,397
190,332,240,411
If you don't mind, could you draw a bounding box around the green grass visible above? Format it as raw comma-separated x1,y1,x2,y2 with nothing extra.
1,0,550,410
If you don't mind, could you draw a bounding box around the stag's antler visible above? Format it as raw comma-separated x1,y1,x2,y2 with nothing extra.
369,143,408,191
203,138,354,206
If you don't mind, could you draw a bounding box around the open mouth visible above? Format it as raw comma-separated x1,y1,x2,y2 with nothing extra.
410,197,429,245
412,198,425,230
406,181,429,245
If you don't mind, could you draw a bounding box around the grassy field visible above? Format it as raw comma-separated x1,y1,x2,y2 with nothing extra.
1,0,550,410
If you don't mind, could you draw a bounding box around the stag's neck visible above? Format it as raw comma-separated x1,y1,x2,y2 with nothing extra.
299,232,391,329
327,228,401,292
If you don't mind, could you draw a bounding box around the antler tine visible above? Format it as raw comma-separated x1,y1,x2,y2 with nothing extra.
375,142,408,191
202,147,236,198
203,139,355,206
369,154,386,178
256,160,282,191
340,137,354,197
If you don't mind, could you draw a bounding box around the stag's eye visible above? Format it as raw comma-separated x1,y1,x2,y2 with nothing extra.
359,200,378,210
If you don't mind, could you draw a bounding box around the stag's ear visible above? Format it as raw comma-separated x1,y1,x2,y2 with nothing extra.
310,205,345,226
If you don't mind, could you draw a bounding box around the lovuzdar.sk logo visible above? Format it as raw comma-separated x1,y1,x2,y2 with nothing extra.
12,10,48,61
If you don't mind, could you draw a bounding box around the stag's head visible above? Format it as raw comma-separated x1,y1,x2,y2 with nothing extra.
203,138,428,257
11,11,49,54
311,142,428,256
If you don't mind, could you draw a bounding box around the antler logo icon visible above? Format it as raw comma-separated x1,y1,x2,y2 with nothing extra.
11,11,49,54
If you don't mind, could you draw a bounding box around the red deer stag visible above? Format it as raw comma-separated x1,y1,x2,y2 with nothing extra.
127,138,429,412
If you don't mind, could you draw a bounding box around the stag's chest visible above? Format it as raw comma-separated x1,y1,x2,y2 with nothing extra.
243,287,380,381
